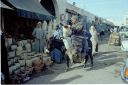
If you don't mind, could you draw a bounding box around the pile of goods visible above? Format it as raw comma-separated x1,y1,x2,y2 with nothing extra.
33,58,44,73
108,32,120,46
6,38,53,84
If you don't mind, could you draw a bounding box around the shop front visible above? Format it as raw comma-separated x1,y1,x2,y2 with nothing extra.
1,0,56,84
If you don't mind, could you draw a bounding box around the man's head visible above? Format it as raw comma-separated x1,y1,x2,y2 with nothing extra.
36,21,42,28
71,15,78,24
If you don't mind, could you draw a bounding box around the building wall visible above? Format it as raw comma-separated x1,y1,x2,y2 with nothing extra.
54,0,96,23
53,0,67,23
54,0,113,26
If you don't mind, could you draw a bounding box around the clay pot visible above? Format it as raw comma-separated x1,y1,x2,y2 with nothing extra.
9,66,14,74
46,60,53,66
15,63,21,69
8,51,15,58
31,57,39,62
11,45,17,51
26,56,32,60
27,52,35,56
7,38,13,46
25,43,31,52
19,60,25,66
34,66,42,73
17,46,23,51
26,60,32,67
14,69,20,74
8,60,13,66
22,40,28,45
26,67,33,75
17,41,24,47
20,53,27,59
16,50,23,56
9,65,17,74
33,59,44,72
20,66,25,71
13,57,17,63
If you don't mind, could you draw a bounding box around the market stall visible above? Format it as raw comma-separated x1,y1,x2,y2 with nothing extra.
1,0,55,83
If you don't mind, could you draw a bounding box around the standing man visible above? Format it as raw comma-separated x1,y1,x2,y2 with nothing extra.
32,22,44,53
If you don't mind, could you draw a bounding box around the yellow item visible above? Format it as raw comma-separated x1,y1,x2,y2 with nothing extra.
124,68,128,78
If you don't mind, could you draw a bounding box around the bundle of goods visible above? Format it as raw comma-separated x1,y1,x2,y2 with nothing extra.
45,57,53,67
22,40,28,46
11,45,17,51
33,58,44,73
16,46,23,56
6,38,13,48
17,41,24,47
51,48,63,63
108,32,120,45
6,37,56,83
8,51,15,59
25,43,31,52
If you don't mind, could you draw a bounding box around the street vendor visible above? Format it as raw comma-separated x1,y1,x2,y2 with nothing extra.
32,21,45,53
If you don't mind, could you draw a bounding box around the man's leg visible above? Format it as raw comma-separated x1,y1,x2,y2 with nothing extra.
84,54,89,68
35,39,39,53
89,53,93,67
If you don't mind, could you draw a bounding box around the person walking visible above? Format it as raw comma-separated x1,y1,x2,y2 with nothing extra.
83,30,93,68
89,25,99,56
82,17,93,68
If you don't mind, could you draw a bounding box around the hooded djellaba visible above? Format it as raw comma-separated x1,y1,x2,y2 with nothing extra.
89,25,99,55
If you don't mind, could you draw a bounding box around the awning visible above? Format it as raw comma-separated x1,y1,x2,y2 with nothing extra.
0,1,13,10
7,0,55,20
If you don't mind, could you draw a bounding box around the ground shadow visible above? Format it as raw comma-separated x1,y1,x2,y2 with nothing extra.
86,54,124,71
44,75,82,84
26,64,83,84
94,51,117,57
30,69,55,80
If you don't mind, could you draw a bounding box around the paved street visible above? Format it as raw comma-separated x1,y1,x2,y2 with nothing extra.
1,0,128,84
26,36,128,84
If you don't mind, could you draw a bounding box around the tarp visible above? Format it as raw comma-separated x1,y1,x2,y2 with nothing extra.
7,0,54,20
0,1,13,10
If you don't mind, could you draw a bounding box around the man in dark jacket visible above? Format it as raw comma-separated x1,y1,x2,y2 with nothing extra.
83,29,93,68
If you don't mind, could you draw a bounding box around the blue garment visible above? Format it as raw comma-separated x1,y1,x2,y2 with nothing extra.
32,28,44,52
32,28,44,40
51,48,63,63
82,32,91,53
84,32,92,40
83,32,92,52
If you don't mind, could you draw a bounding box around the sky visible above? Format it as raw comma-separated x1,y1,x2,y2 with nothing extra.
67,0,128,25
